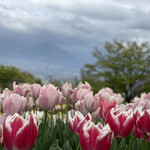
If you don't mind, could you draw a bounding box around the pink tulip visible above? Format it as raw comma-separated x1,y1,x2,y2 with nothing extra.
100,99,116,120
106,108,134,138
92,107,100,120
116,103,134,111
0,113,7,144
133,93,150,110
3,94,27,115
37,84,59,110
13,82,31,97
96,88,113,101
3,113,38,150
0,125,2,144
58,91,67,105
61,82,74,98
79,121,113,150
0,88,14,100
0,88,14,109
26,97,34,110
109,93,124,104
77,82,91,90
75,100,88,116
68,111,92,135
134,107,150,133
30,83,41,99
84,93,99,112
69,88,92,105
96,88,124,104
0,113,7,126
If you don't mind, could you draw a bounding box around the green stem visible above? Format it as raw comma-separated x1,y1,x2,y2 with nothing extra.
66,97,71,119
1,107,3,114
76,142,81,150
34,99,37,116
128,132,133,150
42,111,47,143
51,111,53,126
23,108,27,119
116,138,118,150
147,141,150,149
142,133,147,150
61,105,63,121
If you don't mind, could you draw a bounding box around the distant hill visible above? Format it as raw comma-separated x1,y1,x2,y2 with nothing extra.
0,41,88,81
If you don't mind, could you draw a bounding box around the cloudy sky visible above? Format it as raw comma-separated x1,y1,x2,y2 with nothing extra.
0,0,150,80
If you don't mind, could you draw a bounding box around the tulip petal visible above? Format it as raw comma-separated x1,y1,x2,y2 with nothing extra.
15,116,38,150
136,110,150,132
120,114,134,137
79,121,90,150
96,133,112,150
3,114,24,149
100,99,116,120
106,111,119,137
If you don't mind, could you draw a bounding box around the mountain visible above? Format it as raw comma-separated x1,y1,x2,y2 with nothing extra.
0,41,87,81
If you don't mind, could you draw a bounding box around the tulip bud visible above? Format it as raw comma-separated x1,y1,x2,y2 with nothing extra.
13,82,31,97
58,91,67,105
30,83,41,99
26,97,34,110
61,82,74,98
3,113,38,150
37,84,59,110
84,93,99,112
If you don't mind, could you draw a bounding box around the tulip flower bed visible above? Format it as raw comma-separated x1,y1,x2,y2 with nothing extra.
0,81,150,150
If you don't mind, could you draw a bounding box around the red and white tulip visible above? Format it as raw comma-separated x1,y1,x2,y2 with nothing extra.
68,111,92,135
79,121,113,150
100,99,116,120
106,108,134,138
3,113,38,150
134,107,150,133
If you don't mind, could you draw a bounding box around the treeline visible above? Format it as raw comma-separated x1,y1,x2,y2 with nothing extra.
0,65,79,92
0,65,42,91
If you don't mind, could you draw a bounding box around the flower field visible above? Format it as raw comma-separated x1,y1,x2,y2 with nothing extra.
0,81,150,150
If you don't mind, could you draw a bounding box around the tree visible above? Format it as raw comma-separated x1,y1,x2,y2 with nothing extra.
0,65,42,91
81,40,150,102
